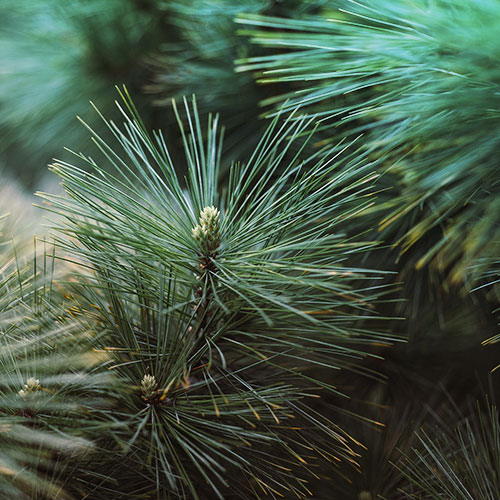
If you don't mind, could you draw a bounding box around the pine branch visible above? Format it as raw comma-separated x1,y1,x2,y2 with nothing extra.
0,213,111,499
36,88,396,498
396,396,500,499
237,0,500,285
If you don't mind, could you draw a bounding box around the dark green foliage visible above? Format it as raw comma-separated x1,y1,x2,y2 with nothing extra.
237,0,500,285
149,1,331,166
397,397,500,499
149,0,269,147
319,371,438,500
35,91,396,498
0,0,167,184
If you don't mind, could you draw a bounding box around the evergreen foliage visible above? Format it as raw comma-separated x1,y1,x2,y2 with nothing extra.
398,397,500,499
32,91,394,498
2,0,500,497
148,0,269,162
0,0,167,184
237,0,500,285
0,207,110,499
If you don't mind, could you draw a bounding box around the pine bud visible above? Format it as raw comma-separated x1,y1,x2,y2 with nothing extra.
358,492,372,500
141,374,157,399
192,206,220,254
18,377,41,397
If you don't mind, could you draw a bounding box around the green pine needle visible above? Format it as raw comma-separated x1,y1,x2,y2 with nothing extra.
237,0,500,284
36,88,397,498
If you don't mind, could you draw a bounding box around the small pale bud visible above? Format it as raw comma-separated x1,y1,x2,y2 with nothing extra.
19,377,41,397
358,492,372,500
141,374,157,399
192,206,220,253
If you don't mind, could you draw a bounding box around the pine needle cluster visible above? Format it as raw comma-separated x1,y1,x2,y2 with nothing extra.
2,0,500,498
237,0,500,285
25,90,395,498
0,0,166,183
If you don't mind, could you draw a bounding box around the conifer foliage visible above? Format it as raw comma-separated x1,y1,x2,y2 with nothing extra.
398,398,500,499
2,0,500,498
237,0,500,284
0,201,110,499
32,90,393,498
0,0,166,183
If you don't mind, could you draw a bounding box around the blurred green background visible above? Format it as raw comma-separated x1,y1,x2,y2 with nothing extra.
0,0,307,186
